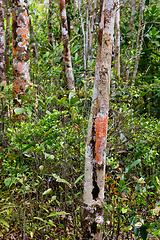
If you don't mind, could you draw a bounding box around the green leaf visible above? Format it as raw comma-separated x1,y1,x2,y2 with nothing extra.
33,217,44,222
51,196,56,201
152,229,160,236
0,219,9,228
39,165,44,172
125,159,141,174
43,188,52,195
140,226,148,240
74,174,84,185
48,220,56,227
134,227,139,236
14,107,26,115
52,174,71,188
122,208,128,213
4,177,12,186
47,211,69,218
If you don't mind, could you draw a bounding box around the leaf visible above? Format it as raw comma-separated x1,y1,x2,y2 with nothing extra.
154,206,160,214
14,107,26,115
47,211,69,218
122,208,128,213
33,217,44,222
125,159,141,174
140,226,148,240
52,174,71,188
43,188,52,195
138,178,146,184
48,220,56,227
121,197,128,201
74,174,84,185
153,229,160,236
4,177,12,186
0,219,9,228
135,222,142,228
51,196,56,201
39,165,44,172
134,227,139,236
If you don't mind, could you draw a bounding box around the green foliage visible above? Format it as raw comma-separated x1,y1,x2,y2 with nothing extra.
0,0,159,239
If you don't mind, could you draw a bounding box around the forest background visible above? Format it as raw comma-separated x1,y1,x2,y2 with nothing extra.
0,0,160,239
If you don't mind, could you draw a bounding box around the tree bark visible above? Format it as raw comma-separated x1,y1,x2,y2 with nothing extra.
6,0,11,72
0,0,6,86
115,0,120,80
12,0,30,101
83,0,115,239
48,0,54,47
59,0,75,92
132,0,145,80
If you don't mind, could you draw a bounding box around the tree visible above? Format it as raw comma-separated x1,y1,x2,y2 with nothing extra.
0,0,6,86
12,0,30,103
115,0,120,79
48,0,54,47
83,0,115,238
59,0,75,92
6,0,11,72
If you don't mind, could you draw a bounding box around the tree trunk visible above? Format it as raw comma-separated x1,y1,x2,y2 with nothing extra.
115,0,120,80
83,0,115,239
59,0,75,92
6,0,11,72
132,0,145,80
0,0,6,86
48,0,54,47
12,0,30,102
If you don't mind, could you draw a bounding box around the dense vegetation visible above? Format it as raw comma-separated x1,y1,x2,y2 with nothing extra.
0,0,159,239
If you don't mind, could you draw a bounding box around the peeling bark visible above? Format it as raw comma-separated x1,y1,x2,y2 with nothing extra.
12,0,30,101
83,0,115,239
0,0,6,86
59,0,75,92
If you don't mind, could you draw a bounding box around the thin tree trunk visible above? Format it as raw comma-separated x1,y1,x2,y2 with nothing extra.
59,0,75,92
115,0,120,80
126,0,135,81
6,0,11,72
83,0,115,238
78,0,86,90
132,0,145,80
48,0,54,47
12,0,30,102
128,0,135,33
0,0,6,86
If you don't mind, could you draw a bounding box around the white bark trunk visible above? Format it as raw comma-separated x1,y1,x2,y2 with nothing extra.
83,0,115,238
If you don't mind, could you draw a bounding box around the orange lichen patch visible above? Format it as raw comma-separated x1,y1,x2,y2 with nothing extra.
22,34,28,39
13,77,26,95
22,56,25,60
13,47,17,56
23,40,28,45
95,115,108,162
17,28,29,37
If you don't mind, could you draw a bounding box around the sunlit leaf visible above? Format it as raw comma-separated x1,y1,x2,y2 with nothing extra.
14,107,26,115
47,211,69,218
43,188,52,195
135,222,142,228
4,177,12,186
74,174,84,185
0,219,9,228
52,174,71,188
